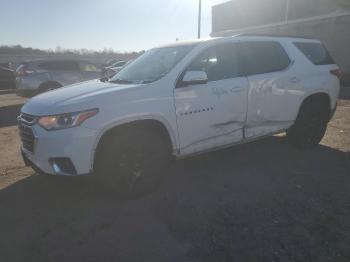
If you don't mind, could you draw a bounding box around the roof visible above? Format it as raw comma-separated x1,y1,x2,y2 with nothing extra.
235,33,319,40
156,34,320,49
155,38,213,48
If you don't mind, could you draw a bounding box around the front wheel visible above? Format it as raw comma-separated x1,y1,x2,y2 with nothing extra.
287,99,330,149
94,128,171,198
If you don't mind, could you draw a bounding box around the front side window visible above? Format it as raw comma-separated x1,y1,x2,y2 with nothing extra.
186,42,241,82
239,41,291,76
111,45,195,84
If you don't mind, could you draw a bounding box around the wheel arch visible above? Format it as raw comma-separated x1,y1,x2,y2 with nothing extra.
91,116,178,172
297,92,331,118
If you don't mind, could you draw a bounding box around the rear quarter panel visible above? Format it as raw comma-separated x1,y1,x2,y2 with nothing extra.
16,72,50,90
286,41,340,111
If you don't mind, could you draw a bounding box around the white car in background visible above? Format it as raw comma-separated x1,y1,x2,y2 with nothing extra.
18,35,341,197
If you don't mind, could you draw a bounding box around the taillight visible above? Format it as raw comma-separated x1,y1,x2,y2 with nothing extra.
330,68,342,80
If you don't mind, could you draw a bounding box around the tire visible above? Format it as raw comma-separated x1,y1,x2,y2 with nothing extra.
94,127,171,198
287,99,329,149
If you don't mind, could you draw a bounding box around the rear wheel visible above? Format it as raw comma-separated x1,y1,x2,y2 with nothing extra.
94,127,171,198
287,98,330,149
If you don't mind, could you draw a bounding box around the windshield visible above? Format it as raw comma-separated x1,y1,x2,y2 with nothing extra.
110,45,195,84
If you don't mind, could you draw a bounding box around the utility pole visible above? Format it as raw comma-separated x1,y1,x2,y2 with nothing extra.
198,0,202,39
285,0,290,21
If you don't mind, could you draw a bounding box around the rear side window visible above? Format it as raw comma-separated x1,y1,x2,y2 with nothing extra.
186,43,242,82
239,41,291,76
294,42,334,65
38,61,79,71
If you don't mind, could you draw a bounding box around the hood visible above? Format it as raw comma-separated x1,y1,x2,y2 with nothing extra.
21,79,140,116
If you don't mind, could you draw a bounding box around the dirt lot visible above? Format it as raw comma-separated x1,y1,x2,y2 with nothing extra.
0,92,349,262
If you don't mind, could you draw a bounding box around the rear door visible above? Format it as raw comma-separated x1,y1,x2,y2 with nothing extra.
239,40,302,138
175,42,249,155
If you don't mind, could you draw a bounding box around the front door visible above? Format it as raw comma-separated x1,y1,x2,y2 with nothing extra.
174,42,249,155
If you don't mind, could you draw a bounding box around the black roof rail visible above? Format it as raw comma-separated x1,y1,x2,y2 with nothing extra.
235,33,317,40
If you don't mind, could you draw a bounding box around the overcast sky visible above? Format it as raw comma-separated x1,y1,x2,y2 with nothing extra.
0,0,228,52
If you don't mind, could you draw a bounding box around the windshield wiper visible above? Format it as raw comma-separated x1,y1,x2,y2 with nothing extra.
99,76,109,82
109,78,134,84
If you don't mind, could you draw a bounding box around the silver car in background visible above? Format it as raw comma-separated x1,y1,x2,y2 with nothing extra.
15,59,104,97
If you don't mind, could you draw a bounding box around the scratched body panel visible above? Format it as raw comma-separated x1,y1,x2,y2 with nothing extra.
175,77,249,155
245,73,302,138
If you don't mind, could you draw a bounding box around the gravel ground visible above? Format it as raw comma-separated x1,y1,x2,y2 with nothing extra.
0,93,349,262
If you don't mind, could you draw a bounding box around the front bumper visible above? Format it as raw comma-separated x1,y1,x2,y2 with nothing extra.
20,125,99,176
22,149,46,175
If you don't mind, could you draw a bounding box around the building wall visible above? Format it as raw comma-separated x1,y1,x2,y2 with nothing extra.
212,0,286,33
212,0,350,32
212,2,350,84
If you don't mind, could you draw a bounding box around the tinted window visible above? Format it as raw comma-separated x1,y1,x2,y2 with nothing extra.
186,43,241,82
239,41,291,76
294,42,334,65
39,61,79,71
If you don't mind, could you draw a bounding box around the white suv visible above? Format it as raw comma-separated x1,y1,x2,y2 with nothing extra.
18,35,341,196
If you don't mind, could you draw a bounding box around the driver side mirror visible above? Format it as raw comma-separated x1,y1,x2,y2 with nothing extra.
179,70,208,87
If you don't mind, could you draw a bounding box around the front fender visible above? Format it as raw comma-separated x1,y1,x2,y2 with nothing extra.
88,114,179,172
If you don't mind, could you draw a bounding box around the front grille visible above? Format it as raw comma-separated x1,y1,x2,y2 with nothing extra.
18,114,37,153
20,113,37,125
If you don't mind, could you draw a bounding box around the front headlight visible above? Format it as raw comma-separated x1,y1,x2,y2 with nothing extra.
38,109,99,131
